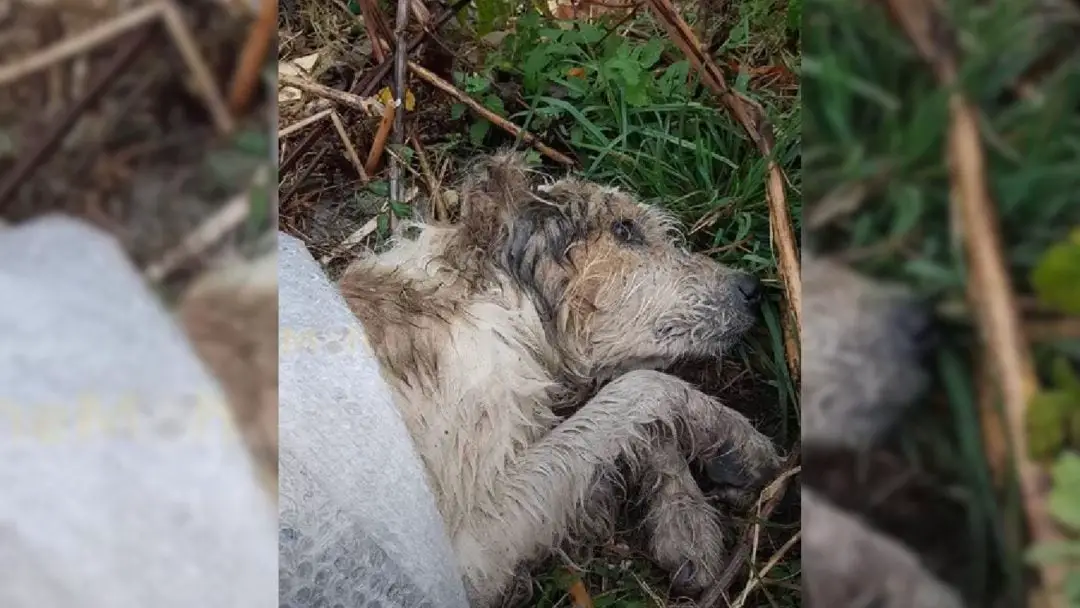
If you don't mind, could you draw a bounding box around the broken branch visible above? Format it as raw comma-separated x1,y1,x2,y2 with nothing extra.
407,61,575,166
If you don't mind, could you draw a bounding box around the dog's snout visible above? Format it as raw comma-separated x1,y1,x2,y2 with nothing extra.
890,298,937,357
731,273,764,307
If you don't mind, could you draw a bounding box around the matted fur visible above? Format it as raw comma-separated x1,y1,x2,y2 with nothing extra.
339,151,782,605
802,255,965,608
177,253,279,497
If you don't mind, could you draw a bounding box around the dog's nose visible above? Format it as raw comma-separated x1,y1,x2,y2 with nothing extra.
890,298,938,358
731,273,764,307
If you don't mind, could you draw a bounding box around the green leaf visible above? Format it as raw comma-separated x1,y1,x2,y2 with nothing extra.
1067,571,1080,605
1052,356,1080,396
232,128,268,155
469,120,491,146
624,82,649,107
577,23,604,44
1048,452,1080,531
570,125,584,146
523,47,552,90
638,40,664,69
1031,233,1080,315
376,212,389,238
450,103,467,120
389,201,412,218
367,180,390,197
1026,540,1080,565
1027,390,1074,460
482,94,505,116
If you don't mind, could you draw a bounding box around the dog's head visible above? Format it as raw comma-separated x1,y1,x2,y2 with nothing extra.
455,151,762,376
802,254,935,447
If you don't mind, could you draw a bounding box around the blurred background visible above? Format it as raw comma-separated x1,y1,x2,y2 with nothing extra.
804,0,1080,605
0,0,276,298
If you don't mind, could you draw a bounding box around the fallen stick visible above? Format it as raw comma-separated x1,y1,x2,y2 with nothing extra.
329,110,370,182
279,73,382,114
158,0,235,133
0,28,155,209
644,0,801,372
145,193,250,283
227,0,277,114
278,108,333,139
409,132,447,221
731,530,802,608
278,0,471,191
876,0,1064,604
365,103,397,176
700,453,800,607
407,61,575,166
390,0,410,203
0,3,160,86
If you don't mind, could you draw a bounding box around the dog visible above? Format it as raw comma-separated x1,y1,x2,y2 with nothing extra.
177,252,279,497
337,151,783,605
801,254,968,608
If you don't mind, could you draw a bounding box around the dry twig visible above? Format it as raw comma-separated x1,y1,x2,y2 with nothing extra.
278,108,333,139
158,0,235,133
731,531,802,608
643,0,801,375
279,73,382,113
145,191,251,283
390,0,410,203
329,110,370,182
365,102,397,176
0,3,160,86
227,0,277,114
700,454,801,607
407,61,575,166
277,0,470,191
877,0,1064,603
0,27,154,208
409,132,447,221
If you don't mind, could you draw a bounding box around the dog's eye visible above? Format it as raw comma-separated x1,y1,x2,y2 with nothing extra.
611,219,640,244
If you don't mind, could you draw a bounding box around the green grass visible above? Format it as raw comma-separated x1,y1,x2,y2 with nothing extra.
805,0,1080,604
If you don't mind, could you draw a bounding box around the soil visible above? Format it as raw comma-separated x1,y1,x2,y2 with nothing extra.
0,0,274,296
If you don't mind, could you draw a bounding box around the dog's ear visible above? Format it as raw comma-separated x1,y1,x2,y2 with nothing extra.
459,149,534,238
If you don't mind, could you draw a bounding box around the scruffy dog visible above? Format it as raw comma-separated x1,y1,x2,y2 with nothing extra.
338,151,783,605
802,254,968,608
177,253,279,496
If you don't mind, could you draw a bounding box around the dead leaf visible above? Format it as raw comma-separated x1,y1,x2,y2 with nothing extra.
377,86,416,111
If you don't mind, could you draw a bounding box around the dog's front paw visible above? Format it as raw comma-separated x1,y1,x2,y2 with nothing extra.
647,494,727,594
702,434,782,507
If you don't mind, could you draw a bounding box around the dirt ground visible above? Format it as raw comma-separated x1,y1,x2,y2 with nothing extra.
0,0,275,298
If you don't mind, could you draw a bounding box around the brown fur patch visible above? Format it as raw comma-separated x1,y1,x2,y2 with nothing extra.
177,255,278,497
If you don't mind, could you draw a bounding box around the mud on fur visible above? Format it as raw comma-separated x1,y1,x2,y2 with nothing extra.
338,150,784,605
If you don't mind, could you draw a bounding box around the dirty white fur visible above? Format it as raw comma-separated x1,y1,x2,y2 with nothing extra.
803,490,964,608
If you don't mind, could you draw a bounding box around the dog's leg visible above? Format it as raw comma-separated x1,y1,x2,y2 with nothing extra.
456,369,780,606
641,443,729,592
